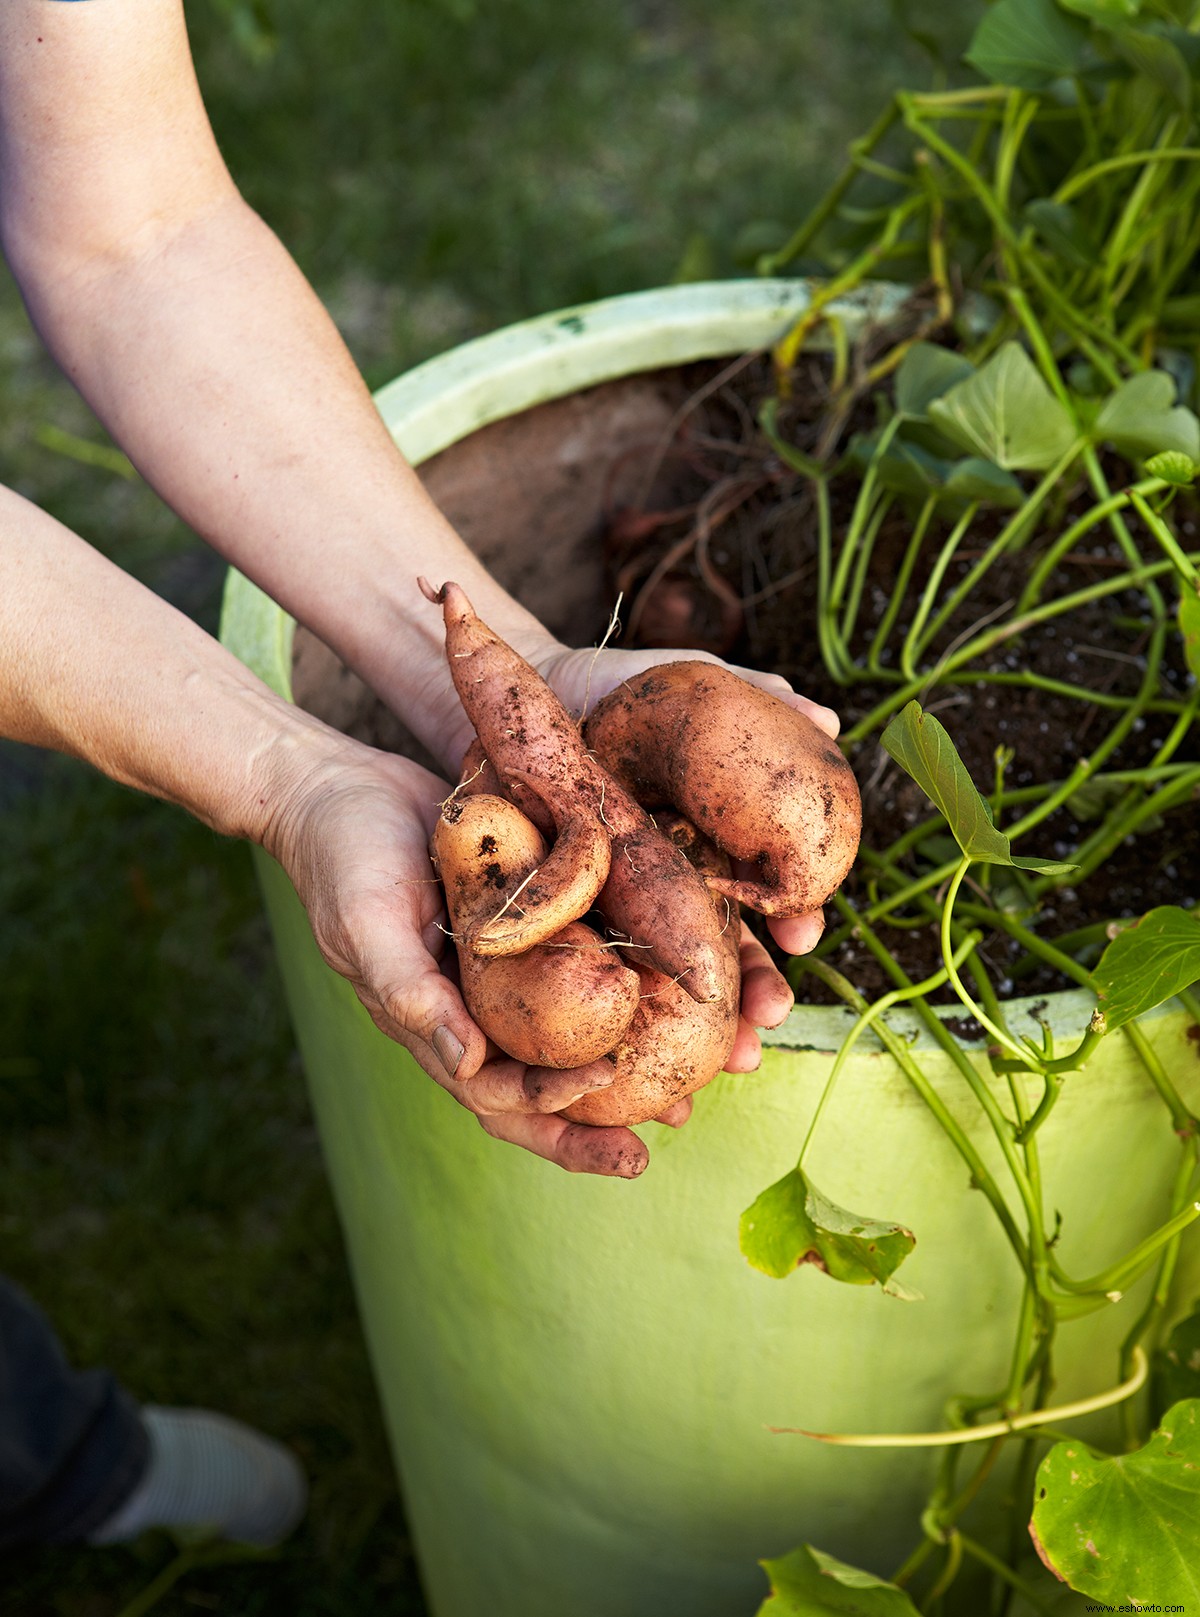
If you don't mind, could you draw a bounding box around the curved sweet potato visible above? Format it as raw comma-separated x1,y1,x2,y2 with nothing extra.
583,661,861,916
422,578,729,1003
431,791,606,958
563,817,740,1127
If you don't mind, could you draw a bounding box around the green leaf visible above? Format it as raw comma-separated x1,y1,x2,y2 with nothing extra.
1152,1306,1200,1421
1023,198,1100,269
756,1545,921,1616
928,343,1078,470
1147,450,1198,486
739,1167,915,1287
964,0,1090,89
849,430,950,498
1180,585,1200,680
880,702,1079,873
1091,905,1200,1034
942,457,1024,507
1058,0,1141,17
894,342,976,419
849,430,1024,509
1114,27,1192,114
1094,371,1200,463
1030,1400,1200,1602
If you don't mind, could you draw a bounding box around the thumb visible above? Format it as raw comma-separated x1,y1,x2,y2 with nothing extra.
345,924,488,1087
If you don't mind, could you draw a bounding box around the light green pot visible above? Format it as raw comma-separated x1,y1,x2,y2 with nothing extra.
220,281,1200,1617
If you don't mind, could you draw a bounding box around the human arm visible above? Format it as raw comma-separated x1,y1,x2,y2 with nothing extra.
0,0,826,1164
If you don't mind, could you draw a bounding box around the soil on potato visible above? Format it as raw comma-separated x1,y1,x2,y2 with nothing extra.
592,349,1200,1010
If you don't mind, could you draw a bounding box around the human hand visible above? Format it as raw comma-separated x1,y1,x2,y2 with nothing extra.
264,736,677,1178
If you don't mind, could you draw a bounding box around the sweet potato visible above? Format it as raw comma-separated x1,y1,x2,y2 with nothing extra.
432,794,640,1067
562,815,740,1126
457,920,641,1070
422,578,729,1003
583,661,861,916
432,791,608,958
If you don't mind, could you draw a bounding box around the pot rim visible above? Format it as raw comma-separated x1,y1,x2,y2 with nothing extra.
219,276,1189,1054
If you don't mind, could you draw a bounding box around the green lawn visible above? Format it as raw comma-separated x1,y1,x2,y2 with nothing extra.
1,2,974,1611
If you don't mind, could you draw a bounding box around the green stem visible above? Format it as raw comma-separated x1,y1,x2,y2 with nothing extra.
868,494,937,674
900,502,978,682
958,1534,1055,1615
795,941,975,1170
1130,488,1200,586
808,936,1031,1273
758,97,902,273
1017,480,1161,612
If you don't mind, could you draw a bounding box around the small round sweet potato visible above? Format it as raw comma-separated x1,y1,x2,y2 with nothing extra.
457,920,641,1070
583,661,861,916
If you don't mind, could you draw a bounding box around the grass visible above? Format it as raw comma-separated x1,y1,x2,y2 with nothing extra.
1,1,974,1610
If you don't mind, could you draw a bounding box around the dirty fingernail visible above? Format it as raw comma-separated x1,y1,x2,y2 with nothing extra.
432,1025,465,1077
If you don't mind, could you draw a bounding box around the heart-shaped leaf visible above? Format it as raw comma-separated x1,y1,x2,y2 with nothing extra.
881,702,1079,873
894,342,976,419
1030,1400,1200,1602
965,0,1090,89
1152,1306,1200,1421
928,344,1078,470
756,1545,921,1616
1094,372,1200,463
1091,905,1200,1035
739,1167,915,1287
1180,585,1200,680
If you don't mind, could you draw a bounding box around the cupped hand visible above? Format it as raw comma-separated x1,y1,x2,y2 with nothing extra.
265,738,656,1178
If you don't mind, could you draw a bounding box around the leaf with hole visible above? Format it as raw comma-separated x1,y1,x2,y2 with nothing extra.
894,342,976,419
1091,905,1200,1035
1030,1400,1200,1602
1094,372,1200,463
755,1545,921,1616
739,1167,915,1287
928,344,1078,470
964,0,1089,89
881,702,1079,873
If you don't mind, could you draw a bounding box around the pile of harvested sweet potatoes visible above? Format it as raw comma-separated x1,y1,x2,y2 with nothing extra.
423,579,862,1127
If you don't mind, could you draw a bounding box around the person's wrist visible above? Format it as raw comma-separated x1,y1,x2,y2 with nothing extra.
246,707,367,869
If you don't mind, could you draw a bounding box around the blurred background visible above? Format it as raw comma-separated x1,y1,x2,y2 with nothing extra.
1,2,973,1611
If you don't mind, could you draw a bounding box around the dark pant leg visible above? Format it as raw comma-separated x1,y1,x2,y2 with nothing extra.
0,1277,148,1547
